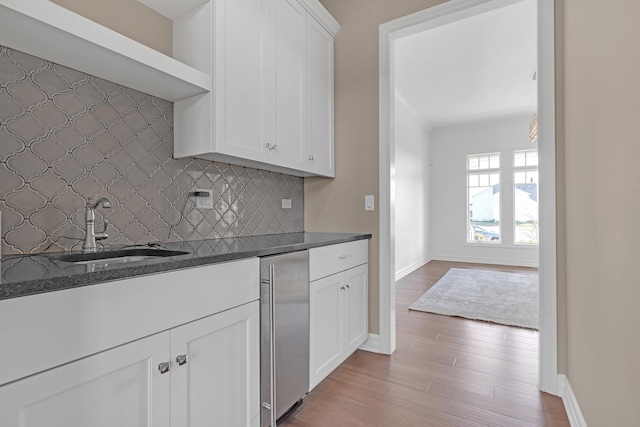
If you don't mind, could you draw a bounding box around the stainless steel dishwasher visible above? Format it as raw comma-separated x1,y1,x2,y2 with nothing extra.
260,250,309,427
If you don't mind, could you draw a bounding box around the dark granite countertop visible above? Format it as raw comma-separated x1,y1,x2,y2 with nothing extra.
0,232,371,301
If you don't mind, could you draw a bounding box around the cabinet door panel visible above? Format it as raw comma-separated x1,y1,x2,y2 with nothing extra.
309,274,343,390
344,264,369,355
0,332,170,427
306,17,334,177
171,301,260,427
270,0,307,168
218,0,266,158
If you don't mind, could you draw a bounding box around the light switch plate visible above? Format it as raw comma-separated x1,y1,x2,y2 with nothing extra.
195,189,213,209
365,195,375,211
282,199,292,209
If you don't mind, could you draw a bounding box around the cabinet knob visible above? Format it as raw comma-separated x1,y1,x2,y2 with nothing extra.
346,283,351,289
176,354,187,366
340,286,346,291
308,155,314,161
158,361,170,374
339,254,352,260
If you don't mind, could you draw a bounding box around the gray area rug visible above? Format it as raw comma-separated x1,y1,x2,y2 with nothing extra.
409,268,539,329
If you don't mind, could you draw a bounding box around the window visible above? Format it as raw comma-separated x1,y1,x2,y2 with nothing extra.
514,150,539,244
467,153,500,243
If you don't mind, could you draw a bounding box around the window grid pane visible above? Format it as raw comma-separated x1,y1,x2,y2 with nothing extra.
467,153,500,171
468,156,479,170
490,155,500,169
514,149,538,168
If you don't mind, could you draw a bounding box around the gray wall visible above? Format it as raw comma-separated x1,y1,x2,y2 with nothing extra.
0,46,304,255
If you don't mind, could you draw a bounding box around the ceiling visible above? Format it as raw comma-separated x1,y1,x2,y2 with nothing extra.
394,0,537,129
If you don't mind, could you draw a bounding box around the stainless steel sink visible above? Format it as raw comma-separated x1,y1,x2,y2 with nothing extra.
52,248,190,265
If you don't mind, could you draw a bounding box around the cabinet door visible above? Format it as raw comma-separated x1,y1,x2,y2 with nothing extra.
267,0,307,169
0,332,170,427
171,301,260,427
215,0,268,160
343,264,369,356
306,17,335,177
309,273,343,390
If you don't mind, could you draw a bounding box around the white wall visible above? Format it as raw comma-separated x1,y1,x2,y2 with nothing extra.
429,115,539,267
394,95,431,279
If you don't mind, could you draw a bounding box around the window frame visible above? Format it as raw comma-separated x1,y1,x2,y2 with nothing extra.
513,149,539,246
466,152,502,244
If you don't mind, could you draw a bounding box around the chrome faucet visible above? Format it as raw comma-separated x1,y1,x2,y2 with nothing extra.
83,197,111,252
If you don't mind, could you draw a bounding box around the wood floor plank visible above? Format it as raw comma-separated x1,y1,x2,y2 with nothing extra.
279,261,569,427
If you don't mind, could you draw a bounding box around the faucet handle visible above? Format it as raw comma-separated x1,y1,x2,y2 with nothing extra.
96,219,109,241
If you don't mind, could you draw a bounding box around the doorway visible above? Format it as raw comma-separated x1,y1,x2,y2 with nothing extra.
379,0,558,394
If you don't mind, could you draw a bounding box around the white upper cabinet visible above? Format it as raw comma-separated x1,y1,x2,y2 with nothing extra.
0,0,338,177
269,0,308,170
306,17,335,177
171,0,340,177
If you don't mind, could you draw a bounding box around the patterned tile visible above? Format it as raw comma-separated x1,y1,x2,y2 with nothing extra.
0,46,304,255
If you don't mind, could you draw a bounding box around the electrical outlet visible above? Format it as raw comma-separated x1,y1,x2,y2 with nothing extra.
282,199,292,209
195,189,213,209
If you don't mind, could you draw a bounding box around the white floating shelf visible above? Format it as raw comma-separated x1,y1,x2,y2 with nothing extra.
0,0,211,102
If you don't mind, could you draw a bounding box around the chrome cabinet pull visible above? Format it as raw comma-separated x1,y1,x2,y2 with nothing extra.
264,142,279,152
176,354,187,366
158,361,170,374
339,254,352,260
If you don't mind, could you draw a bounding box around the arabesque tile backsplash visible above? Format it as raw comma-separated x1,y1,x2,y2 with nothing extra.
0,46,304,255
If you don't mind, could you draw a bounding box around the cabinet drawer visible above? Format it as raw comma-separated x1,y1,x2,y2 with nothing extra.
309,240,368,281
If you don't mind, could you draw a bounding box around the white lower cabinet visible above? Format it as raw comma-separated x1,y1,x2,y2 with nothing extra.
0,331,170,427
0,301,260,427
171,300,260,427
309,263,368,390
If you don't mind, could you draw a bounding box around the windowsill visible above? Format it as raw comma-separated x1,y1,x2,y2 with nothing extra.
464,243,539,250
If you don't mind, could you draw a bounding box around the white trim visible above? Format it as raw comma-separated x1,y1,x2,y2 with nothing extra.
358,334,381,353
537,0,559,395
395,257,431,281
379,21,395,355
558,375,588,427
379,0,558,392
429,254,538,268
299,0,342,36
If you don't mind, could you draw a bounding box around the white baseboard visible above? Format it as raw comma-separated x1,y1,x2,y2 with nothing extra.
430,254,539,268
395,257,430,281
358,334,381,353
558,374,588,427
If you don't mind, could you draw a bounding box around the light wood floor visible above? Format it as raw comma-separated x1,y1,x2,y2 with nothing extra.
279,260,570,427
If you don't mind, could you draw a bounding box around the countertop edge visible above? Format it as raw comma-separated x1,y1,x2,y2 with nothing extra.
0,233,372,301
